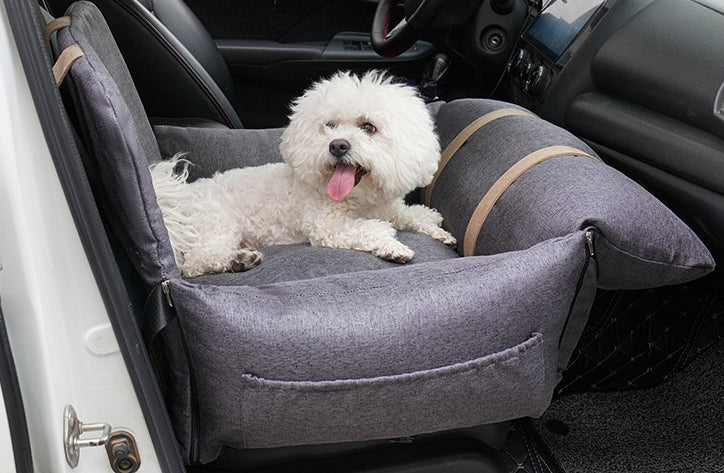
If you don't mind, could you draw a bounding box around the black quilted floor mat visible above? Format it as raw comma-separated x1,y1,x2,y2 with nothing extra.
557,276,724,394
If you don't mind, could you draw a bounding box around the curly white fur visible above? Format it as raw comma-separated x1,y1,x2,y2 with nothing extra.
151,71,455,277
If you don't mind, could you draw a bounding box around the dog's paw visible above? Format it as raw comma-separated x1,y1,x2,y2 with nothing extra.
374,241,414,263
419,225,457,248
434,228,457,248
230,249,264,272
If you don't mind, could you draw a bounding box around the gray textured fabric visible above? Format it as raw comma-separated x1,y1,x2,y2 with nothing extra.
152,101,445,180
191,231,459,286
426,99,445,120
153,125,284,180
168,231,594,459
431,99,715,290
57,3,179,285
63,1,159,165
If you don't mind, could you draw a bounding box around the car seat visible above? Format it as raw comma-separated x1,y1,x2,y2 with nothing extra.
46,0,243,128
44,1,714,468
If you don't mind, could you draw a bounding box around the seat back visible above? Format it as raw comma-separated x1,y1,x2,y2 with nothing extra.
52,0,180,285
48,0,243,128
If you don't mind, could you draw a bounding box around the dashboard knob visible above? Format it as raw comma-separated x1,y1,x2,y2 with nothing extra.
508,49,532,78
526,64,551,96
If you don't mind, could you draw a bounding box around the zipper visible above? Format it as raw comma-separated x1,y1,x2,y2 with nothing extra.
161,280,173,307
585,230,595,257
558,230,596,349
160,279,200,463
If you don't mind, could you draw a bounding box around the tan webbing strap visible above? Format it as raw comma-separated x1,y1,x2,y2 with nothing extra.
52,44,85,87
425,108,536,206
463,145,598,257
43,16,71,47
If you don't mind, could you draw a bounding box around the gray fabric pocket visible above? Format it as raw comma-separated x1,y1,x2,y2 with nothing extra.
237,332,546,449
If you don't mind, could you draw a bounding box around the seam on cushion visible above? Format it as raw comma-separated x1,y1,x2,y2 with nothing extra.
149,116,227,126
66,27,172,280
595,230,713,270
209,264,488,302
112,0,237,127
240,332,543,391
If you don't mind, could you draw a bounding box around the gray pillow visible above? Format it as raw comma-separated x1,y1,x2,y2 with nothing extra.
430,99,715,290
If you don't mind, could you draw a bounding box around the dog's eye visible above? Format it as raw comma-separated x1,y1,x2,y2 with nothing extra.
361,122,376,135
325,122,337,129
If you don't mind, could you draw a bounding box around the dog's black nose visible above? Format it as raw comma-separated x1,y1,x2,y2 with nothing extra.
329,139,350,158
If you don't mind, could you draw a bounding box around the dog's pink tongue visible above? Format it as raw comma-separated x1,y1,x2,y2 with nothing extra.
327,164,357,201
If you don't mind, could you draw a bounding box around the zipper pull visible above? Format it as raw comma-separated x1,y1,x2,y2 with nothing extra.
585,230,595,257
161,280,173,307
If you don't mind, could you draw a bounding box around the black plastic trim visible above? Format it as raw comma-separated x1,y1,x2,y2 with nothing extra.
217,39,323,65
582,140,724,257
590,0,724,141
536,0,655,125
3,0,185,471
0,298,33,473
216,34,434,66
566,92,724,196
322,32,433,62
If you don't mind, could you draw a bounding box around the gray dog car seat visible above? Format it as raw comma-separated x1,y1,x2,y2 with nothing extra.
47,1,715,465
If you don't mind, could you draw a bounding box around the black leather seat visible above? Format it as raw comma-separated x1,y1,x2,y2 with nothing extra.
48,0,243,128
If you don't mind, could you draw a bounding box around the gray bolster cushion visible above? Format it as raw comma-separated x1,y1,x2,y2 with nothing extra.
430,99,715,290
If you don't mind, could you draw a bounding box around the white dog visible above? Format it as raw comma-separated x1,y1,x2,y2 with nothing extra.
151,71,456,278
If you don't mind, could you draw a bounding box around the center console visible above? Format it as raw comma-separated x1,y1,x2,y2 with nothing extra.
506,0,611,109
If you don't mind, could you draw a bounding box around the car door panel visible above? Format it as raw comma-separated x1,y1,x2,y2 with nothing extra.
182,0,378,43
182,0,435,127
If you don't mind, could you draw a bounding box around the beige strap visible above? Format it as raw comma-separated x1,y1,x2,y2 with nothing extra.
426,108,536,206
52,44,85,87
463,145,598,257
43,16,71,47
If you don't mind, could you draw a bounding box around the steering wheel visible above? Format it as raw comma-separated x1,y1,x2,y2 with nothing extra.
371,0,447,58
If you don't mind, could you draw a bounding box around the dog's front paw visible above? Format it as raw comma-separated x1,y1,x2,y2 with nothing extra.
434,228,457,248
374,241,414,264
418,225,457,248
230,249,264,272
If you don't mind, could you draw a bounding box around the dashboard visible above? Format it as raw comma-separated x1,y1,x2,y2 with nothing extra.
505,0,612,109
497,0,724,257
524,0,606,64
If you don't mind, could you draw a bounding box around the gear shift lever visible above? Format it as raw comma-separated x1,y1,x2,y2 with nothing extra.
419,53,450,102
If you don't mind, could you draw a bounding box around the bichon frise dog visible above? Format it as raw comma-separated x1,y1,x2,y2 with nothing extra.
151,71,456,277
